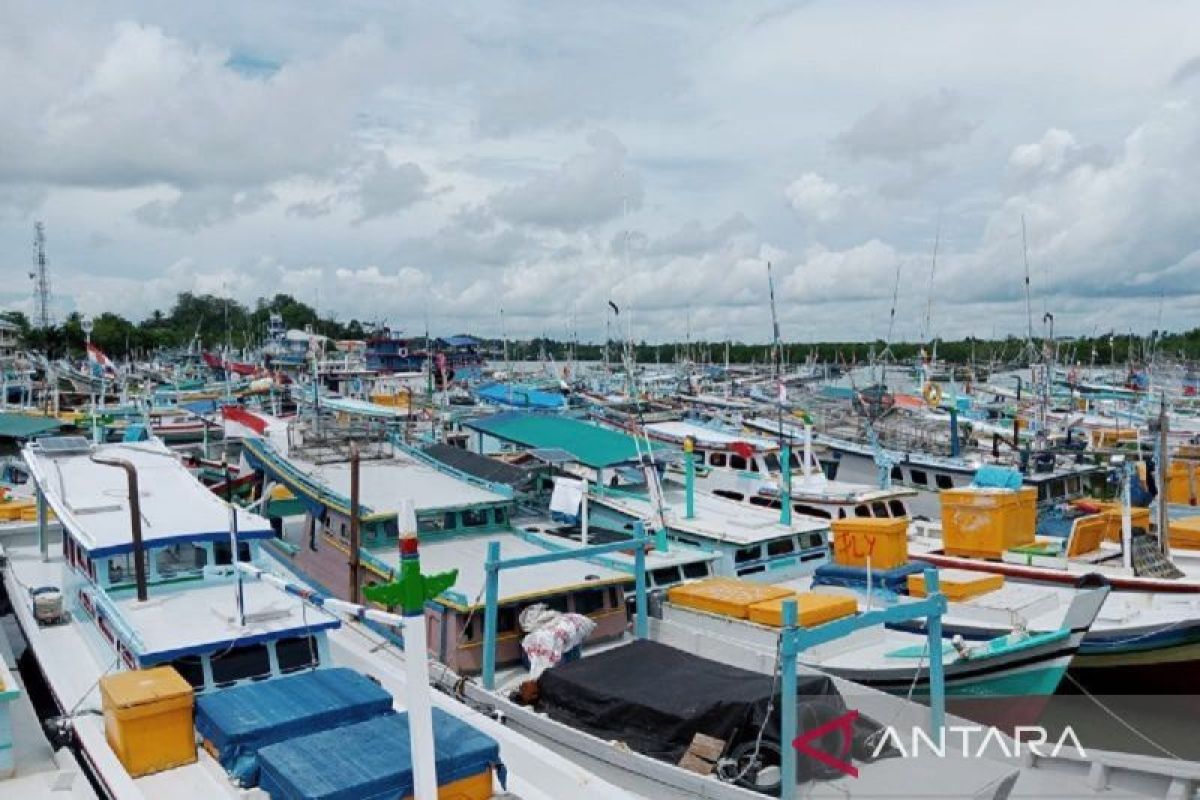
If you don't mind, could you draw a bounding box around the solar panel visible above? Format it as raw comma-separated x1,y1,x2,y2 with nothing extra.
527,447,578,464
36,436,93,456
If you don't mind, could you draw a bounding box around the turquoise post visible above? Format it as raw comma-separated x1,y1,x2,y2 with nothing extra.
482,540,501,690
779,598,798,800
654,526,669,553
684,437,696,519
780,444,793,525
633,522,648,639
924,568,946,739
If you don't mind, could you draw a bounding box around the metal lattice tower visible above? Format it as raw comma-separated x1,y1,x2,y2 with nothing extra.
31,221,51,330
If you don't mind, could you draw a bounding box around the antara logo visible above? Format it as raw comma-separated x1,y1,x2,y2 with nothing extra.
794,712,1087,779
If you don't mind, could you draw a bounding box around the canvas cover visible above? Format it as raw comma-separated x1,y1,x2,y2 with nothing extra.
536,639,889,782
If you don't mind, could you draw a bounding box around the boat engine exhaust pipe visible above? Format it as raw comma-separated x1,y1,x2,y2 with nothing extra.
89,454,148,602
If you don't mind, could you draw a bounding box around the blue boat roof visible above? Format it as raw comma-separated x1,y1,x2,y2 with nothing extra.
475,383,565,409
258,707,504,800
440,335,480,347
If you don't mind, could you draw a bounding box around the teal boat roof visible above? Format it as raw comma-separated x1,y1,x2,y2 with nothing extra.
0,412,65,440
465,412,647,469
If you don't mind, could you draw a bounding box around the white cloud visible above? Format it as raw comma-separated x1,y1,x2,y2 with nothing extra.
785,173,860,224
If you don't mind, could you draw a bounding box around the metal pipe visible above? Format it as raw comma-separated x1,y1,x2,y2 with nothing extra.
36,487,48,562
1158,396,1171,558
89,454,148,602
349,441,361,604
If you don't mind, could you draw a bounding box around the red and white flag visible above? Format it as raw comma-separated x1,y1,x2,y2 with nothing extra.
86,342,116,374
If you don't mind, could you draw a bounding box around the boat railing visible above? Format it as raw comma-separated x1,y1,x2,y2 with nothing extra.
480,528,651,691
86,584,149,654
778,570,948,800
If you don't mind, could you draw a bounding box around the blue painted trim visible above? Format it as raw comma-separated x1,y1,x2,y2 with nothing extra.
137,619,339,664
87,529,274,558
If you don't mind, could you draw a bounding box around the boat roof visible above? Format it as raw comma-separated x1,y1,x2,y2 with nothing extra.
0,412,65,441
289,452,508,515
421,443,532,489
593,486,829,546
464,412,647,469
115,577,339,664
645,420,775,451
22,438,274,557
407,532,632,611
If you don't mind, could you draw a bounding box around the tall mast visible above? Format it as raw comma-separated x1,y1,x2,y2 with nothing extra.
1022,215,1034,358
922,220,940,347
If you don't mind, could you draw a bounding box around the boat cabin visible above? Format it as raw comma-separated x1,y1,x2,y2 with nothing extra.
22,437,340,693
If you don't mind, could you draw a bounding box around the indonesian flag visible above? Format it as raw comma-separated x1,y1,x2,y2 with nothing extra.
87,342,116,375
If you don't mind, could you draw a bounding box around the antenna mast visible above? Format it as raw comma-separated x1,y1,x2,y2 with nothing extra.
1022,215,1034,357
31,222,51,331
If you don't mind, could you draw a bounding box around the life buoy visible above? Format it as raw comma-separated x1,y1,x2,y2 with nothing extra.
923,382,942,407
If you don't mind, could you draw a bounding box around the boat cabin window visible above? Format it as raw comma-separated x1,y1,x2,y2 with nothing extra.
1037,482,1049,502
211,643,272,686
714,489,745,502
575,587,609,615
888,499,908,517
1067,476,1081,495
729,455,748,471
767,538,795,557
747,458,760,473
734,545,761,564
494,507,508,526
793,504,831,519
693,449,707,464
276,635,320,673
838,508,847,519
936,474,955,490
891,465,903,482
854,504,871,518
788,451,801,469
168,657,206,689
763,453,781,472
106,552,149,586
213,540,252,565
805,532,825,549
871,501,888,517
651,567,681,587
750,495,781,510
461,509,489,528
155,543,207,579
418,514,446,534
682,561,711,580
709,453,728,468
909,469,928,487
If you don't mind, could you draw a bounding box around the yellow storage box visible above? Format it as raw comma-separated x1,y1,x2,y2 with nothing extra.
830,517,909,570
940,487,1036,560
100,667,196,777
667,578,791,619
747,592,857,628
907,569,1004,601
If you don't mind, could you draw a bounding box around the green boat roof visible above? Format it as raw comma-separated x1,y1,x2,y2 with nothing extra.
0,413,65,440
464,412,647,469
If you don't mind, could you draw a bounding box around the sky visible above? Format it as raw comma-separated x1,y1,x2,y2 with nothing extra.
3,1,1200,344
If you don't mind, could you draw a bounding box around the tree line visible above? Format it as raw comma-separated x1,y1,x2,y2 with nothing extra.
2,292,1197,366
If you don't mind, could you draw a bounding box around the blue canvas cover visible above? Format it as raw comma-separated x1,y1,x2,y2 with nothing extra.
812,561,927,594
971,465,1023,490
194,668,393,786
258,708,506,800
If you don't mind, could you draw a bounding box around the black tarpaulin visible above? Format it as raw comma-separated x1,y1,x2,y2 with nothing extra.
537,639,884,782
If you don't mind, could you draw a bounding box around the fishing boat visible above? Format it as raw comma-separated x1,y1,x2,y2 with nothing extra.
1,435,628,799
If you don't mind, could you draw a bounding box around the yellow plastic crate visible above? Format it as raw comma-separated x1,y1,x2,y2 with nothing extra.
1170,516,1200,550
908,569,1004,600
747,592,857,628
100,667,196,777
402,767,493,800
667,578,791,619
830,517,909,570
940,487,1036,559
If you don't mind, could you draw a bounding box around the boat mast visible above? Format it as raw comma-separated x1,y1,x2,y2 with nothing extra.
767,262,791,524
1022,215,1035,361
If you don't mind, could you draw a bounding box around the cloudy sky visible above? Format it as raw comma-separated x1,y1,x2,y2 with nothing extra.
3,1,1200,344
